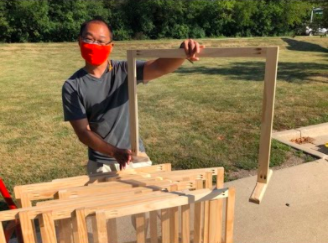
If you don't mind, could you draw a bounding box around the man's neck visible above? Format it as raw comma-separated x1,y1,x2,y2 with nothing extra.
84,62,108,79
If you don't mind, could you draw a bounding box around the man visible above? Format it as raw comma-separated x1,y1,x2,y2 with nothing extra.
62,18,203,174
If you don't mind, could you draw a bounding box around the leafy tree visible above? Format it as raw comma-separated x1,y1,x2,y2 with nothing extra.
0,0,10,42
5,0,50,42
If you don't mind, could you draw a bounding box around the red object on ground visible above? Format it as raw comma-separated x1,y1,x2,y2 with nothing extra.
0,178,24,243
0,179,17,210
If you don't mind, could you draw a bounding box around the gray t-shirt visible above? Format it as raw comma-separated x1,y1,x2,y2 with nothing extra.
62,60,146,164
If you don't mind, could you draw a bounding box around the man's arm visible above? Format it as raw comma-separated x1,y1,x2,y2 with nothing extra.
69,118,131,169
143,39,204,81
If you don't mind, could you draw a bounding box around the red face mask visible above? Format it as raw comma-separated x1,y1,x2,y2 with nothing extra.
80,41,113,66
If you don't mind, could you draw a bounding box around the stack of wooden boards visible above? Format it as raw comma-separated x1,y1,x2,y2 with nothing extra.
0,163,235,243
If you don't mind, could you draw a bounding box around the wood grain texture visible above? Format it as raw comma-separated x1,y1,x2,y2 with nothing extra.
18,211,37,243
181,205,190,243
225,188,236,243
94,211,108,243
135,213,146,243
39,211,57,243
127,50,139,155
107,218,118,243
249,169,273,204
0,222,6,243
131,47,267,58
72,209,88,243
257,47,279,184
149,210,158,243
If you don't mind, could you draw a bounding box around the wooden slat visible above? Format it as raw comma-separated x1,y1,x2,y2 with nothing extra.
209,199,219,243
0,222,6,243
72,209,88,243
216,167,225,243
107,218,118,243
20,195,32,208
94,211,108,243
36,175,216,208
18,211,37,243
169,184,179,243
194,179,204,243
37,187,158,207
149,210,158,243
56,189,73,243
127,50,139,155
256,47,279,184
39,211,57,243
14,164,171,200
102,188,227,219
0,190,178,222
170,207,179,243
57,218,73,243
161,209,170,243
250,47,279,203
225,188,236,243
17,167,222,205
132,47,267,58
135,213,146,243
203,172,213,243
181,204,190,243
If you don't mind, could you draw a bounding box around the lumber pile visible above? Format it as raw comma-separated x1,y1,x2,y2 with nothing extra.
0,164,235,243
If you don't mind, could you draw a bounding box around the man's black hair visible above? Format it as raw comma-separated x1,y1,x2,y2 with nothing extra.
79,16,113,40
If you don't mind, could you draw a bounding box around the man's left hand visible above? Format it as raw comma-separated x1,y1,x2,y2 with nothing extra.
180,39,205,62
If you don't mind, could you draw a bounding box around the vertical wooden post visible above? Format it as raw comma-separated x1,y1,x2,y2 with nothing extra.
181,204,190,243
55,190,73,243
94,211,109,243
18,211,38,243
135,213,146,243
149,210,158,243
203,172,213,243
0,222,6,243
127,50,139,155
161,208,170,242
106,218,118,243
72,209,88,243
20,194,32,208
250,47,279,204
39,211,57,243
216,169,224,243
225,187,236,243
169,184,179,243
194,179,204,243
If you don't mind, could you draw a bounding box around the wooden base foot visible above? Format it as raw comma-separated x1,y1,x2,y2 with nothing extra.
249,169,273,204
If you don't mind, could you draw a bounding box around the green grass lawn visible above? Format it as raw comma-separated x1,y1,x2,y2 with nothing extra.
0,37,327,208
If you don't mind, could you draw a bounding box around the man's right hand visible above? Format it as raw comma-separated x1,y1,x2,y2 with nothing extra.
113,148,132,170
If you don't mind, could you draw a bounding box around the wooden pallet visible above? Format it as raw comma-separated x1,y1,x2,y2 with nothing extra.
0,165,235,243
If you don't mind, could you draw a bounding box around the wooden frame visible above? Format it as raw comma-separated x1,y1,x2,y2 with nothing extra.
0,166,235,243
128,47,279,204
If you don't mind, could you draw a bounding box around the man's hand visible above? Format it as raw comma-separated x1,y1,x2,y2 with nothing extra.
113,148,132,170
180,39,205,62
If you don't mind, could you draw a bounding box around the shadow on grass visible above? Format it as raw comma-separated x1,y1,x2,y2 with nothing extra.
176,61,328,83
281,38,328,53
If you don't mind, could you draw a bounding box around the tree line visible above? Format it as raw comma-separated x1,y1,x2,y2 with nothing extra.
0,0,327,43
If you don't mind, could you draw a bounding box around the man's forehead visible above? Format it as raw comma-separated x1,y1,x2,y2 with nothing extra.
84,21,111,35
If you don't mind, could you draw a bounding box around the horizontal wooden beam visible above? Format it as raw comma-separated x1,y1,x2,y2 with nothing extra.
131,47,269,59
103,188,229,219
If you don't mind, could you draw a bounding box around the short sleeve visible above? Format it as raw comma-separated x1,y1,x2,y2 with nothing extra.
136,61,146,83
62,82,87,121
